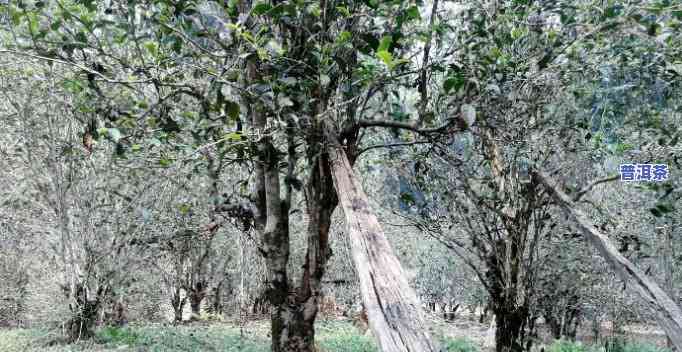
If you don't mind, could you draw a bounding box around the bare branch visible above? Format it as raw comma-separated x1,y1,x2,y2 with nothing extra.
356,117,461,135
573,174,620,201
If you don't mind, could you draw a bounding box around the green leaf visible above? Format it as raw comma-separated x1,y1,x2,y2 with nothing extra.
336,6,350,17
376,50,393,67
62,79,84,93
405,6,420,21
511,27,525,40
159,158,173,167
178,203,191,215
50,20,62,31
143,41,158,57
656,203,674,214
226,101,240,121
225,132,243,141
603,5,622,19
378,35,393,52
443,74,465,94
252,2,272,16
337,30,352,44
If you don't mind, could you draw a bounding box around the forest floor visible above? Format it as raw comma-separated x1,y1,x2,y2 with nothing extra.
0,314,670,352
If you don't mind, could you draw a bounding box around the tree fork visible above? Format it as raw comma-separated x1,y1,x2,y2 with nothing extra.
325,129,438,352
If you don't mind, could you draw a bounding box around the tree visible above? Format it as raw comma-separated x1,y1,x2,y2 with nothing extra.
2,1,449,349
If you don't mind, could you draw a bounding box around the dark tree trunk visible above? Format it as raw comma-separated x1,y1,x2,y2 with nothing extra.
65,283,103,342
170,288,186,323
188,283,207,320
269,152,337,352
493,305,528,352
271,303,317,352
211,285,223,315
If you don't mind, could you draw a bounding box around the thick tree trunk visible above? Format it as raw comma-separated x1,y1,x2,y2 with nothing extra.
187,282,208,320
534,170,682,350
493,305,528,352
326,132,437,352
65,283,102,342
270,303,317,352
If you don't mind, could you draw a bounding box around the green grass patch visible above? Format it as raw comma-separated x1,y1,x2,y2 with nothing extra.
316,320,377,352
441,337,479,352
549,340,594,352
97,326,140,345
549,339,670,352
602,338,671,352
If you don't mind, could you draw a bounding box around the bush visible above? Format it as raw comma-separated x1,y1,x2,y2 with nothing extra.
441,337,479,352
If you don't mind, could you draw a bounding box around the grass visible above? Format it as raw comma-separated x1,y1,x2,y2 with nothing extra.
0,322,671,352
0,324,270,352
548,339,672,352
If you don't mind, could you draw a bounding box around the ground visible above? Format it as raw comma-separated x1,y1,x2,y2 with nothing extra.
0,314,671,352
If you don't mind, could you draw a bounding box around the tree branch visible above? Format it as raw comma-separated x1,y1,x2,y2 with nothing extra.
356,117,460,135
358,140,431,155
573,174,619,201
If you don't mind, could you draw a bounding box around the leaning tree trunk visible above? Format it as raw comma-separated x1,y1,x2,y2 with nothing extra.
534,170,682,350
326,132,437,352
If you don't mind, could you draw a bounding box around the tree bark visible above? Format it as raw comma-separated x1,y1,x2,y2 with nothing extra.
493,307,527,352
170,288,186,323
65,282,103,342
188,287,205,320
534,170,682,350
326,131,437,352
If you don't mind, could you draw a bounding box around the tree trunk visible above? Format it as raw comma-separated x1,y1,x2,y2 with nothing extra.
189,291,203,320
211,285,223,316
660,223,676,349
534,170,682,350
326,131,437,352
65,283,102,342
493,307,527,352
170,288,186,323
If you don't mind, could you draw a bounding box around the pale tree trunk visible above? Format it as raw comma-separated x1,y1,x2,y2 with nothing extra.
659,223,676,349
534,170,682,350
326,132,437,352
